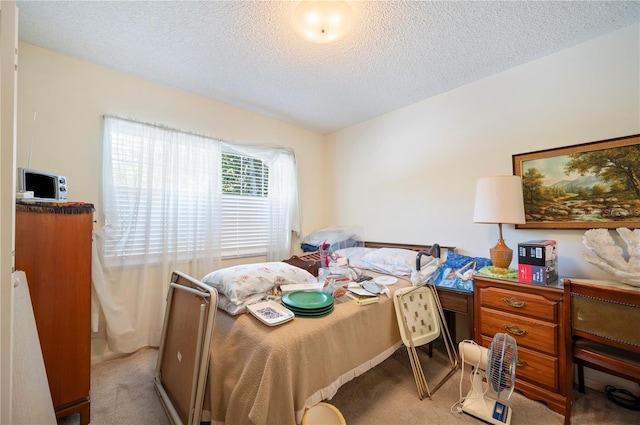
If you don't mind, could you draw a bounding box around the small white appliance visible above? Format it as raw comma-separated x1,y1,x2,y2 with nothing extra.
459,333,518,425
17,168,67,202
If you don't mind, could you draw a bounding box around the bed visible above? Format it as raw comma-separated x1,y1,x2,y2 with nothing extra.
168,242,452,425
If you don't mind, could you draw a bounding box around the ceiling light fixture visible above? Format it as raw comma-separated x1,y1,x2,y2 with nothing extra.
292,0,354,44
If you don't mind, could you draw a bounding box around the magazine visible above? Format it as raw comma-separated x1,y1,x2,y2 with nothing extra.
438,267,457,288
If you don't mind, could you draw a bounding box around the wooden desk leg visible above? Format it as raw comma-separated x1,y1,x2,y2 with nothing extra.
577,364,585,393
444,310,457,343
467,293,474,341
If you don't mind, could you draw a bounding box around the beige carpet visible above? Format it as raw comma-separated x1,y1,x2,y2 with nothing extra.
58,345,637,425
330,346,636,425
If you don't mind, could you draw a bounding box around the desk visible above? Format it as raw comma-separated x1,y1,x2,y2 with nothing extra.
435,286,473,342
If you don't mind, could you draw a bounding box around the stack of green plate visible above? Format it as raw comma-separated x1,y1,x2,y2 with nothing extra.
281,290,334,318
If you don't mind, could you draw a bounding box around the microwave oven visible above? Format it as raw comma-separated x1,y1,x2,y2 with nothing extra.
17,167,67,202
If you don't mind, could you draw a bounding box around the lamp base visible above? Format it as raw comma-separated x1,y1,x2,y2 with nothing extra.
490,239,513,269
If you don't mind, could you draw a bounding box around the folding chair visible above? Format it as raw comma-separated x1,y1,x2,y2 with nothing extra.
393,284,458,399
154,271,218,425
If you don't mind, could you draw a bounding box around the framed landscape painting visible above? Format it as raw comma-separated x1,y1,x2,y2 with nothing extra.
512,134,640,229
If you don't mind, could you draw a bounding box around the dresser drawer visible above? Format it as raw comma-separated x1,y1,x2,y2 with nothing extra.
480,335,558,391
478,286,558,322
479,307,558,356
436,288,470,314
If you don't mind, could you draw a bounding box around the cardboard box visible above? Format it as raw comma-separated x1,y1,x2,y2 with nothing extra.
518,264,557,285
518,240,558,284
518,240,557,266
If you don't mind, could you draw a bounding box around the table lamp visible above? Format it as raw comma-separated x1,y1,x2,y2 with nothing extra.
473,175,526,269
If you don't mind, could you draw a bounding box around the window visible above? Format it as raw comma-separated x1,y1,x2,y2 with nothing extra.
102,119,221,265
101,116,299,266
221,153,270,257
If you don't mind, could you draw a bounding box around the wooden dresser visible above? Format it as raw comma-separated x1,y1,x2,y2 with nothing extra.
14,201,94,425
474,275,571,423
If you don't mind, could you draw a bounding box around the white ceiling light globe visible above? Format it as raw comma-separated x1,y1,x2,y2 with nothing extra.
292,1,354,44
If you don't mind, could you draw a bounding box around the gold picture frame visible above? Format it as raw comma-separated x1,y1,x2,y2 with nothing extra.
512,134,640,229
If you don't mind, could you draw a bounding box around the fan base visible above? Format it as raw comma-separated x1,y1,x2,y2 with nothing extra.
462,392,512,425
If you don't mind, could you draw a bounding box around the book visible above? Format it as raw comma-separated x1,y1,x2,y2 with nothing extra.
346,291,380,306
247,300,294,326
280,282,324,292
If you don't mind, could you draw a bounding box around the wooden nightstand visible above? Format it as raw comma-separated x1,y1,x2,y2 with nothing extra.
473,275,571,424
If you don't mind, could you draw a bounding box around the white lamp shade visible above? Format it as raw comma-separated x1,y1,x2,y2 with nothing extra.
473,175,526,224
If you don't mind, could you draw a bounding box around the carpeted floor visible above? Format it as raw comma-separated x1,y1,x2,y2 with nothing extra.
330,346,637,424
58,345,637,425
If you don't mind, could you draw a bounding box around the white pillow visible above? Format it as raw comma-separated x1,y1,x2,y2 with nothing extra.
362,248,415,266
202,262,317,315
301,225,362,247
217,293,271,316
360,248,435,276
333,247,374,261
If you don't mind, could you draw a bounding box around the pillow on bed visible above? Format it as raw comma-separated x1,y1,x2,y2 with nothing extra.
332,246,374,264
217,293,273,316
202,262,317,315
359,248,435,276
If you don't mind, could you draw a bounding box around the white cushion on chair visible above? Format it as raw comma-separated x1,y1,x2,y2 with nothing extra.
393,286,441,347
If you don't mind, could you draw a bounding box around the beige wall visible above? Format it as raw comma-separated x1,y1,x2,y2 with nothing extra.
324,23,640,393
17,25,639,277
16,42,327,247
16,42,331,363
14,24,640,390
325,23,640,281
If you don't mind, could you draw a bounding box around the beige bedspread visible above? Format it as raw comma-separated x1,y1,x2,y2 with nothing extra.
205,273,411,425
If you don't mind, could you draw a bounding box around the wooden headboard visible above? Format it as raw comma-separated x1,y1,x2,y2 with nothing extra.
283,241,455,277
364,241,455,253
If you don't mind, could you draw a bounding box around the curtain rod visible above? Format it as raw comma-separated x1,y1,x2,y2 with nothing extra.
102,114,293,155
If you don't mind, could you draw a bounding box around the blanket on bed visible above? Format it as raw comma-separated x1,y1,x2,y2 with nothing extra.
204,273,410,425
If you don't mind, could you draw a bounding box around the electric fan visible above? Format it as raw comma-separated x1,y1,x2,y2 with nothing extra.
459,333,518,425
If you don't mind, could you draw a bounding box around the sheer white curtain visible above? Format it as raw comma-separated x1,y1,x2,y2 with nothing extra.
93,116,222,353
222,142,301,261
93,117,300,353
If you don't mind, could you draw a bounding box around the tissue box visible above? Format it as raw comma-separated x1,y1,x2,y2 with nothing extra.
517,240,558,284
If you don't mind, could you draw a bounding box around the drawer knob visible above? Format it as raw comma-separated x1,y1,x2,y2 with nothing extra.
502,297,527,308
503,324,528,336
516,359,528,367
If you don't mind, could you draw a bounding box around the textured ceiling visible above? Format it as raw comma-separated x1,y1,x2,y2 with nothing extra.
16,1,640,134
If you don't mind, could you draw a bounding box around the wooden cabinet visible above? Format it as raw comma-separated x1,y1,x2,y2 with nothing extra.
14,202,94,425
474,275,571,424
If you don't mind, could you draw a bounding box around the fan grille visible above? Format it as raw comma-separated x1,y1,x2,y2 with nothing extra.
486,333,518,400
